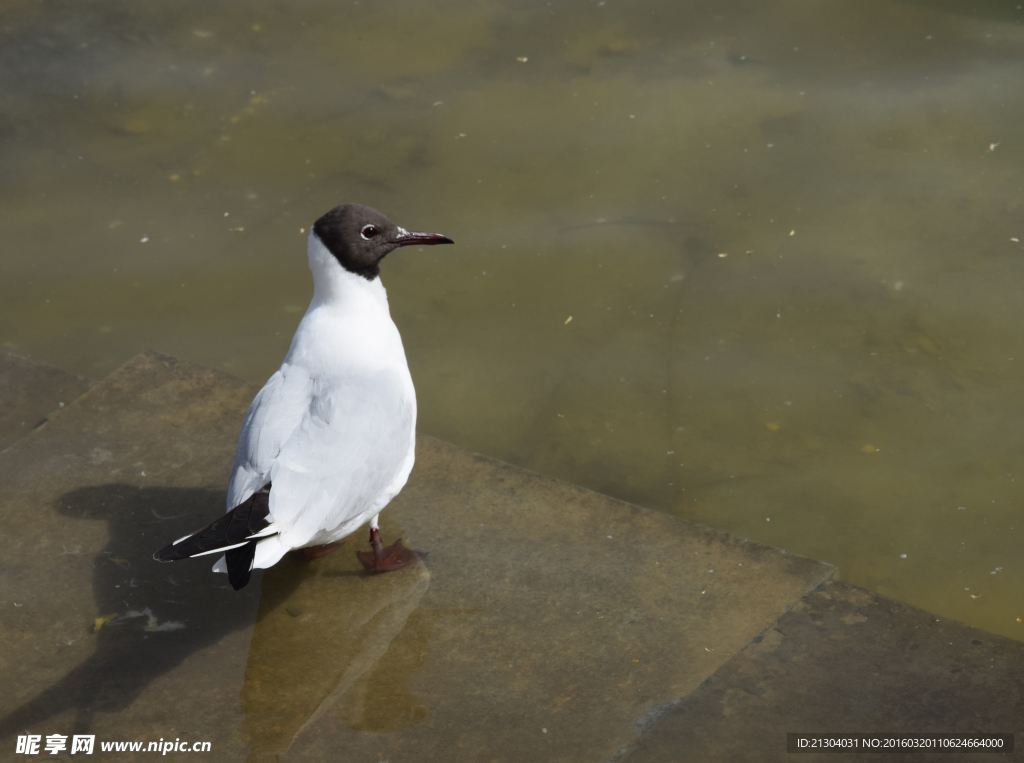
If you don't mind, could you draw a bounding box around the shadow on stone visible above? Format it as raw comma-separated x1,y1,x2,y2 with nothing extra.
0,484,260,741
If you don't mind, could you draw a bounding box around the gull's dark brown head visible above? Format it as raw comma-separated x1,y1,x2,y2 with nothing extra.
312,204,453,280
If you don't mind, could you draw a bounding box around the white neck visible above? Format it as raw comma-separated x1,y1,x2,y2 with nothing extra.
284,233,407,376
307,232,389,309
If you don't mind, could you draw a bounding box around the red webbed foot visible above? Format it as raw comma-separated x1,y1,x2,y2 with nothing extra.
357,527,427,573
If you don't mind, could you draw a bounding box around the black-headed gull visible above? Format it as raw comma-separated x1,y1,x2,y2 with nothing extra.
154,204,453,589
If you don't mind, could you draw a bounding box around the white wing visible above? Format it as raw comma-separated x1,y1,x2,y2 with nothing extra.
227,364,313,509
268,368,414,550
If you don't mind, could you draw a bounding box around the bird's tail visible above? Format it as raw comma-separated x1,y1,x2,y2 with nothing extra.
153,483,275,590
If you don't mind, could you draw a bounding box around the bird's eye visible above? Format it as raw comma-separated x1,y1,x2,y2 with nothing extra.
360,225,380,240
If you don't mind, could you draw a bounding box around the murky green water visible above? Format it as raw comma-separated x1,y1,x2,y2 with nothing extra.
2,0,1023,643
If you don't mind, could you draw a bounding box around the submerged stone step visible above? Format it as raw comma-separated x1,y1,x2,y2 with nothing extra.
290,438,834,763
0,352,835,761
0,353,91,452
618,581,1024,762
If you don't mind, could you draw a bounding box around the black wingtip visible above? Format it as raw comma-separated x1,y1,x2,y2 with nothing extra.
226,542,258,590
149,482,272,572
153,538,192,563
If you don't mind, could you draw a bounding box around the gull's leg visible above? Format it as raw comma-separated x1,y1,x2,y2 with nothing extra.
357,514,427,572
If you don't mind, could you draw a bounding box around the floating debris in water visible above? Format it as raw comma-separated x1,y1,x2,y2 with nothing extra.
94,608,185,632
126,608,186,631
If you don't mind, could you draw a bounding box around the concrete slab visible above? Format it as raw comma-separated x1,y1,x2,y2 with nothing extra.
0,353,262,758
281,439,835,763
0,352,836,761
0,352,91,452
618,581,1024,762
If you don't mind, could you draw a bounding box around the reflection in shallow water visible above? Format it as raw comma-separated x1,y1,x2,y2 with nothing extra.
1,0,1022,639
239,517,429,762
335,608,444,734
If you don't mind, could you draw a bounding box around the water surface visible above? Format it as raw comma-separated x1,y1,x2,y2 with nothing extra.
2,0,1023,639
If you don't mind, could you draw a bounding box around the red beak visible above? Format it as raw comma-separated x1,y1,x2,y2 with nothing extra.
394,230,454,247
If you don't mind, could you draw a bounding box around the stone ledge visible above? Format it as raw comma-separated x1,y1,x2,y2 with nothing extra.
619,580,1024,762
0,352,837,761
0,352,91,452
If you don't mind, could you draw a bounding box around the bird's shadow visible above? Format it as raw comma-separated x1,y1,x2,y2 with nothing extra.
0,484,261,741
